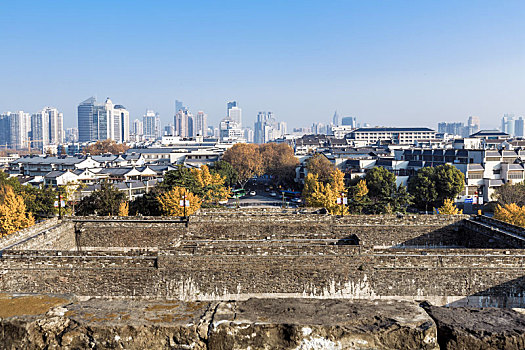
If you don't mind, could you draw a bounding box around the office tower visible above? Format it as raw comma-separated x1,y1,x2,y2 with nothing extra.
243,127,254,143
31,111,49,150
437,122,465,136
113,103,129,143
143,110,161,140
7,111,31,150
174,109,194,137
132,119,143,136
468,116,480,135
227,104,242,127
341,116,357,127
227,101,238,112
332,111,340,126
254,111,280,143
194,111,207,136
65,128,79,143
175,100,185,113
164,124,175,136
219,118,244,142
278,121,287,136
78,97,128,142
501,114,515,136
0,114,10,148
515,117,524,137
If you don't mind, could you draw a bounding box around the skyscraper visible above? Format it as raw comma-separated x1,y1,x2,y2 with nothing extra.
143,110,161,140
77,97,129,142
174,109,194,137
227,103,242,127
515,117,524,137
468,116,480,135
332,111,340,126
501,114,515,136
254,111,283,143
341,116,357,127
7,111,31,150
175,100,185,113
194,111,208,137
131,119,143,136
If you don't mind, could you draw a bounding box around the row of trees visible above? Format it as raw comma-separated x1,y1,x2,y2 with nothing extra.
302,154,465,215
76,164,230,217
222,143,299,188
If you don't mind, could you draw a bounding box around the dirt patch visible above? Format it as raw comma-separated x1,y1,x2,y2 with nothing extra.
0,294,70,318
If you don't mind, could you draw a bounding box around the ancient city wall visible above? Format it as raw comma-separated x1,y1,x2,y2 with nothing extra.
1,246,525,306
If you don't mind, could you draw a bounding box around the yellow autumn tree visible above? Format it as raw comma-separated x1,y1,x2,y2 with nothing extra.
190,165,231,204
118,201,129,216
157,186,201,217
494,203,525,227
302,169,348,215
438,198,462,215
0,185,35,236
355,180,369,199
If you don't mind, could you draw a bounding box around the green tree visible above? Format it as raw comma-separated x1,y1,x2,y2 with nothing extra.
407,167,438,212
434,164,465,205
408,164,465,210
306,153,335,183
129,189,163,216
210,160,238,188
365,167,397,200
76,182,125,216
365,167,411,213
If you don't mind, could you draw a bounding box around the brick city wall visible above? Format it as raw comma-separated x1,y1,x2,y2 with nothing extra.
1,211,524,307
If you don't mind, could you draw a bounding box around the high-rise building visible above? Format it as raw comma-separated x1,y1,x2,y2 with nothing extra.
194,111,208,136
515,117,524,137
254,111,284,143
65,128,79,143
437,122,464,136
174,109,194,137
341,116,357,127
164,124,175,136
175,100,185,113
219,118,244,143
227,104,242,127
332,111,340,126
143,110,161,140
0,114,9,148
131,119,143,136
468,116,480,135
7,111,31,150
501,114,515,136
77,97,129,142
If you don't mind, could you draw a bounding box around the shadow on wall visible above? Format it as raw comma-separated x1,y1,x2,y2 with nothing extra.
336,234,360,246
446,275,525,308
396,221,517,249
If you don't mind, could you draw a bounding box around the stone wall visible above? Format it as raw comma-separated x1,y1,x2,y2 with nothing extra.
1,246,525,306
71,213,467,249
0,218,59,250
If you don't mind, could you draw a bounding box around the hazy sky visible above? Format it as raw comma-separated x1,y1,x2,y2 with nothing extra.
1,0,524,130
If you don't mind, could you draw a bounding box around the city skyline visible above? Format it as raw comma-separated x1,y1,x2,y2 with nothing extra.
1,1,524,130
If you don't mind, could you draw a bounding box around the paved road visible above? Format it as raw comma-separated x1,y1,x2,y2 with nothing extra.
227,192,297,208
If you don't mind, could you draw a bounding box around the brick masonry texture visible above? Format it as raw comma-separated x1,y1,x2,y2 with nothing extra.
0,209,524,307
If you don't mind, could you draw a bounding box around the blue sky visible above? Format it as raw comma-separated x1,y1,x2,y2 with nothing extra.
0,0,524,130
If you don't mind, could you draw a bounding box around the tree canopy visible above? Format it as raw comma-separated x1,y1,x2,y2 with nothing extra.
306,153,335,183
408,164,465,210
363,167,412,214
76,182,126,216
157,186,201,217
259,143,299,186
492,182,525,207
0,185,35,236
82,139,129,155
221,143,263,188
